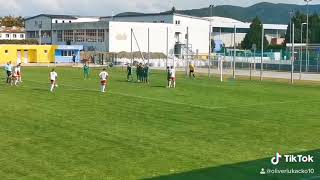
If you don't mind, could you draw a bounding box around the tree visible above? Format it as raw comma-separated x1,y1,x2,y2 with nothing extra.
241,17,268,50
285,11,307,44
0,16,24,27
285,12,320,44
309,13,320,43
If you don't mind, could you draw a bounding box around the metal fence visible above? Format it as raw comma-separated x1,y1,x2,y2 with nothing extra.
80,49,320,82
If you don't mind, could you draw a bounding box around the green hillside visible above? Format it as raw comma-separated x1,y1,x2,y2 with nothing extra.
117,2,320,24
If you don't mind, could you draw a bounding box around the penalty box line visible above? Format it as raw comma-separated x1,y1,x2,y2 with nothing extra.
23,79,311,111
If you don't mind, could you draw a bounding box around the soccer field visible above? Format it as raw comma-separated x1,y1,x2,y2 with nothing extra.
0,67,319,180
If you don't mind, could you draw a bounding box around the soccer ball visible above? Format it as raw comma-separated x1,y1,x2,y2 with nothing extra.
55,84,59,87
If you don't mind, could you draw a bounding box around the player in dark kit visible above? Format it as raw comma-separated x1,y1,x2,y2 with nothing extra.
136,64,140,82
166,66,170,87
143,64,149,84
127,64,133,81
83,62,90,79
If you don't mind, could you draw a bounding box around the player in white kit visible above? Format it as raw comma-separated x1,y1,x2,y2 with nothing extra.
11,63,22,86
169,66,176,88
99,68,109,93
49,69,58,92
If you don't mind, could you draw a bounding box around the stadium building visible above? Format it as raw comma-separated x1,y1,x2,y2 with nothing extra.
25,13,288,58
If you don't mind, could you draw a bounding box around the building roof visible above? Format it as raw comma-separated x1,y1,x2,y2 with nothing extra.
100,12,173,19
101,12,209,22
0,26,25,33
206,16,287,30
25,14,78,20
205,16,244,24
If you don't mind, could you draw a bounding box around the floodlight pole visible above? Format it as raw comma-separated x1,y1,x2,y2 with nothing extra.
233,25,236,79
208,22,212,78
260,24,264,81
305,0,312,72
291,23,295,84
208,4,214,78
300,23,307,80
131,28,133,65
166,27,169,69
148,28,150,65
289,10,294,44
186,26,189,78
39,23,42,45
220,55,223,82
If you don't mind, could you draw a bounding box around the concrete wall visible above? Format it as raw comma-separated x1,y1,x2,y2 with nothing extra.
25,16,52,31
108,21,175,56
25,16,53,44
173,15,210,55
0,45,56,64
52,22,109,51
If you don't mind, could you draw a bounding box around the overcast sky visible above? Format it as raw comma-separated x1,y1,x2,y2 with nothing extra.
0,0,319,17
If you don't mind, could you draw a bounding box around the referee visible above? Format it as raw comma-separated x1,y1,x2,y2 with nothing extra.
4,61,12,83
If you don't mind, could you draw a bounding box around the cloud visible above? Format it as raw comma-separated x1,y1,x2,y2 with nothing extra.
0,0,318,17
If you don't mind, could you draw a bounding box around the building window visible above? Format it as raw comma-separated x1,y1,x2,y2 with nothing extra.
160,20,165,23
26,31,36,38
98,29,105,42
44,50,48,54
6,34,9,38
55,20,58,23
57,30,63,42
69,21,72,23
62,20,65,23
75,30,85,42
20,34,24,38
86,29,97,42
61,50,74,57
153,21,157,23
13,34,17,38
42,31,51,38
175,20,181,25
63,30,74,42
5,50,8,54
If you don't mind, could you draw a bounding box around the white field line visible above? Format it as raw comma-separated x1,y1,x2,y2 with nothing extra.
22,80,312,111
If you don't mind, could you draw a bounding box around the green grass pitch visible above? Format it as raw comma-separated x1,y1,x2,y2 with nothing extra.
0,67,319,180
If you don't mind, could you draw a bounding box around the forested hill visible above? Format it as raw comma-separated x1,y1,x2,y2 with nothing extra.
117,2,320,24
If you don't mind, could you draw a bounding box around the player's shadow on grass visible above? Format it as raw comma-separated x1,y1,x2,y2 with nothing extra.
116,80,142,84
31,88,49,92
150,85,167,88
143,149,319,180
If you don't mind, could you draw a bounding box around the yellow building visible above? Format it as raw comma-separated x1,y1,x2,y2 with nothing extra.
0,45,57,64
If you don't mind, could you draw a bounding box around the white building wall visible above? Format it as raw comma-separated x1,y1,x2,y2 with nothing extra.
109,21,175,56
213,32,246,47
52,18,100,23
213,32,278,48
173,15,210,55
0,33,25,40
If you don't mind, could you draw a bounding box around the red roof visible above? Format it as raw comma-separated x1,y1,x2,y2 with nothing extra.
0,26,25,33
